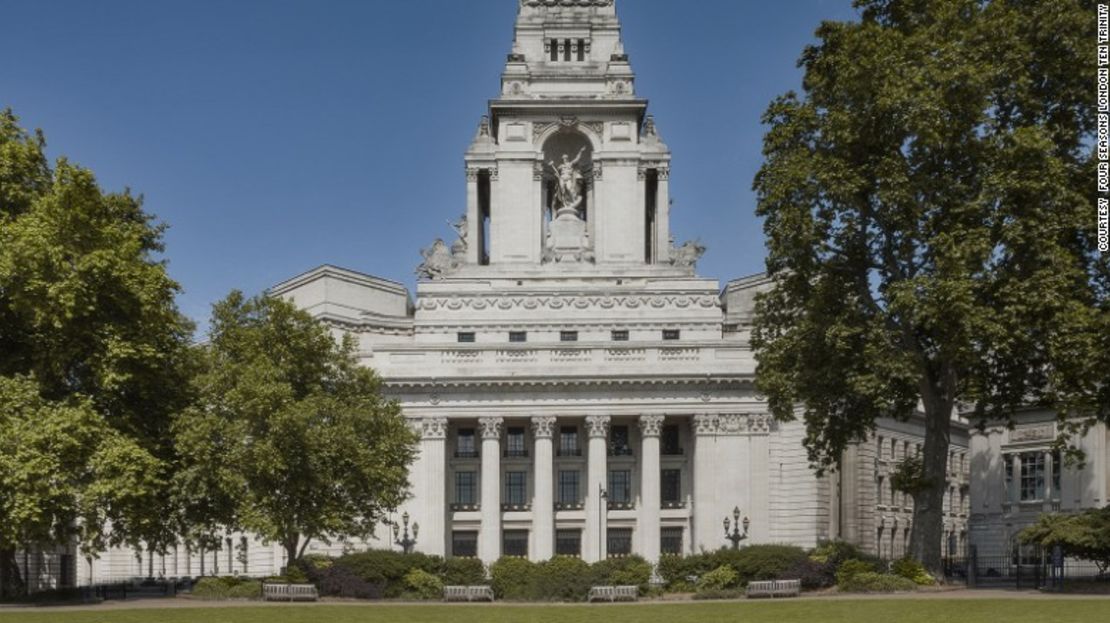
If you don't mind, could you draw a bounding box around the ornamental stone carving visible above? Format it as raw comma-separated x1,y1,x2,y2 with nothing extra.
416,239,461,280
522,0,612,6
421,417,448,440
479,416,504,440
585,415,611,438
749,414,772,433
692,414,718,436
718,413,746,435
638,414,665,437
531,415,557,439
670,239,706,273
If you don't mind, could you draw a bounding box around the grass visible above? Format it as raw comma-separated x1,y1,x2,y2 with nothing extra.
1,600,1110,623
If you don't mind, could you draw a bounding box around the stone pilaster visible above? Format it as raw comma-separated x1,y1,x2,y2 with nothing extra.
479,417,503,564
531,416,557,560
584,415,610,562
419,417,448,556
691,414,718,552
638,415,664,564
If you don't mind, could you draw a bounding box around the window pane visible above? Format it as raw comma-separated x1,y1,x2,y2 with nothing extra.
609,426,632,456
661,469,681,504
503,530,528,558
505,471,528,506
452,531,478,558
455,471,476,505
556,530,581,557
607,528,632,556
559,426,579,455
611,330,629,341
661,425,681,454
660,527,683,555
559,471,580,505
506,427,527,457
608,470,631,504
509,331,527,343
561,330,578,342
457,332,475,343
457,429,477,457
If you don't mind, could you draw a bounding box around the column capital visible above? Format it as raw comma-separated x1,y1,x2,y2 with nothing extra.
531,416,557,439
692,414,718,436
420,416,448,440
638,415,665,437
585,415,611,438
479,416,504,440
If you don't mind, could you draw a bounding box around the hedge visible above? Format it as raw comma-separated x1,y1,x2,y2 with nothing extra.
191,577,261,600
838,571,918,593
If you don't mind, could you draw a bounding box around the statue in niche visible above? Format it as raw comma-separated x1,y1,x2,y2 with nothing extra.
670,238,706,271
547,147,588,214
448,214,468,259
416,239,459,280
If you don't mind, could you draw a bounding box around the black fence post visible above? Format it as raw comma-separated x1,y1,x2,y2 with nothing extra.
968,545,977,588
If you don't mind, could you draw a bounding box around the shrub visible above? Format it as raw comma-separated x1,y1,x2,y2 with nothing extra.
838,572,917,593
891,557,936,586
589,555,652,593
489,557,538,600
284,565,310,584
835,558,878,586
313,564,383,599
691,588,745,600
809,541,866,566
191,577,230,600
783,556,833,590
404,568,444,600
535,556,592,601
656,553,714,589
696,565,739,593
723,544,809,586
441,557,487,586
226,581,261,599
191,577,260,600
333,550,442,598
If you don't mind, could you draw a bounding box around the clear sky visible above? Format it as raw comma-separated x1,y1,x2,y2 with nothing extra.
0,0,856,334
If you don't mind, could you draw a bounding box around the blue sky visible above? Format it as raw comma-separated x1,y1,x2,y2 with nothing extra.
0,0,856,334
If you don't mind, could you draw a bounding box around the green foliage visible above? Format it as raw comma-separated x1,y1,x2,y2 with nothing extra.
808,541,865,566
172,293,419,563
440,557,486,587
1019,508,1110,574
718,544,809,586
696,565,739,593
403,568,443,600
835,559,878,587
589,555,652,592
656,553,715,590
750,0,1106,572
489,557,538,600
534,557,591,601
191,577,261,600
837,572,918,593
891,558,936,586
329,551,441,598
891,457,931,496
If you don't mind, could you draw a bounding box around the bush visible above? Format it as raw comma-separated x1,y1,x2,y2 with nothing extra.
441,557,487,586
656,553,714,589
403,568,444,600
589,555,652,593
783,556,834,590
489,557,538,600
535,556,592,601
838,571,917,593
691,588,746,600
332,550,442,598
696,565,739,593
313,564,383,599
191,577,260,600
722,544,808,586
891,557,936,586
835,558,878,586
226,581,261,599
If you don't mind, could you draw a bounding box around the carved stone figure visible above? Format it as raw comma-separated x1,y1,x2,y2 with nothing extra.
416,239,459,280
670,239,706,270
547,147,587,214
449,214,468,258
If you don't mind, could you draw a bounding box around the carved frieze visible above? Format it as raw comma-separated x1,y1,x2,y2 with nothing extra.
417,294,721,312
522,0,613,6
693,413,773,436
1009,424,1055,444
638,414,665,437
585,414,611,438
531,415,557,439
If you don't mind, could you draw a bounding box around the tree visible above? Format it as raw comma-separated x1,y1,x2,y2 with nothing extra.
173,292,419,566
0,110,195,594
1019,508,1110,576
751,0,1106,574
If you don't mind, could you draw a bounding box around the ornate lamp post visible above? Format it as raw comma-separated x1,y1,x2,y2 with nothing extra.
724,506,750,550
598,484,608,560
393,512,419,554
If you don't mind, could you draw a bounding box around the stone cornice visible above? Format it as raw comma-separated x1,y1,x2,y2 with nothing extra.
382,375,754,391
416,293,721,313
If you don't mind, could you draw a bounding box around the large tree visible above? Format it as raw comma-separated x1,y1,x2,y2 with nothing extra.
173,292,418,566
751,0,1107,573
0,110,194,594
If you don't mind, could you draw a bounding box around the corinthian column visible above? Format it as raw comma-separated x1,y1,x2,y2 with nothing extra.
638,415,664,564
532,416,557,560
584,415,610,562
479,416,503,564
691,414,718,552
419,417,448,556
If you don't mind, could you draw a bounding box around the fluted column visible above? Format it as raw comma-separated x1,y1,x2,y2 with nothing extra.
1011,453,1022,504
479,417,503,564
638,415,664,564
532,416,557,561
692,414,718,552
584,415,610,562
419,417,448,556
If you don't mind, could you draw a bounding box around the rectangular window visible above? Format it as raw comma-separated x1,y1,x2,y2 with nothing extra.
660,527,683,555
559,426,580,456
556,529,582,557
661,424,681,455
576,38,586,62
563,38,572,62
611,330,629,341
452,531,478,558
560,330,579,342
509,331,527,343
607,528,633,557
662,329,680,341
455,471,477,505
456,428,477,458
558,470,580,505
457,332,476,343
505,427,528,458
1020,453,1045,501
505,471,528,506
608,470,632,504
503,530,529,558
549,39,558,62
877,435,884,459
609,425,632,456
661,469,681,505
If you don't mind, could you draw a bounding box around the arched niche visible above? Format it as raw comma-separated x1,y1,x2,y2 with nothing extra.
539,129,594,222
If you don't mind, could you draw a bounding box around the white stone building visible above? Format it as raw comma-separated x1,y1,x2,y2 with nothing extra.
67,0,973,585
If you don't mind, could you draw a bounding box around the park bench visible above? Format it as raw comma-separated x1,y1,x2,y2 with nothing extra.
443,585,495,602
587,585,638,602
262,583,319,602
745,579,801,599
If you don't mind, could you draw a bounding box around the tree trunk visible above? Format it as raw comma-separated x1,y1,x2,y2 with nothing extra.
910,381,953,577
0,547,25,599
283,534,300,574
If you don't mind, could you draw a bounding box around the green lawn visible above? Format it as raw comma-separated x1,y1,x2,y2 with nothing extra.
1,600,1109,623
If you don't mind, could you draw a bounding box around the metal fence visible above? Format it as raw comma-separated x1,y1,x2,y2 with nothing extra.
944,545,1110,590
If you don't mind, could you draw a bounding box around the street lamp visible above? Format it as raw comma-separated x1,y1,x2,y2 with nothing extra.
598,483,608,560
393,511,419,554
724,506,750,550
